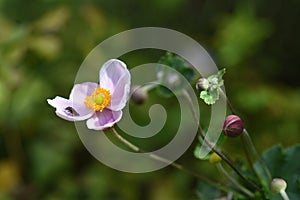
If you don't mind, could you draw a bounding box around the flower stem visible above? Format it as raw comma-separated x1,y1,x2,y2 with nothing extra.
216,163,255,198
240,133,260,180
219,88,272,183
280,190,290,200
112,127,140,152
218,88,262,169
111,127,244,197
243,129,272,181
207,137,261,191
219,88,236,114
141,82,159,92
183,90,261,191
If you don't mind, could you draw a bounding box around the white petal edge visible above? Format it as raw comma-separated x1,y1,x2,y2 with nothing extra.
47,97,93,121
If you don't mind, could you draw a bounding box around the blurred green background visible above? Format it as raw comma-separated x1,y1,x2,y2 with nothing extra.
0,0,299,199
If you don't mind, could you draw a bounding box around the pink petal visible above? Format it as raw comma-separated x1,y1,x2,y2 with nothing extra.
108,72,131,111
86,109,122,130
47,96,93,121
99,59,131,111
99,59,129,93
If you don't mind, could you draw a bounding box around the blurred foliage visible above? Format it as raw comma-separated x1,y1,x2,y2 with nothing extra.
0,0,299,199
196,181,223,200
215,3,272,67
157,52,195,97
254,144,300,200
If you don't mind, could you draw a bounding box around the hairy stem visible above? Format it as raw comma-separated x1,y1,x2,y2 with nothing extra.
183,89,261,191
216,163,255,198
219,88,271,185
243,129,272,181
141,82,159,92
111,127,244,197
240,134,260,180
219,88,236,114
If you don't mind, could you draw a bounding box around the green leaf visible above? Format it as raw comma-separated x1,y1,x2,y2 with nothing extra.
199,68,225,105
207,68,225,87
196,180,223,200
254,144,300,200
218,68,226,77
200,90,220,105
200,91,212,105
194,144,210,160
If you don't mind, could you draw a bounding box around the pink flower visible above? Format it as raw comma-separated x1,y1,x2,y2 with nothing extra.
47,59,131,130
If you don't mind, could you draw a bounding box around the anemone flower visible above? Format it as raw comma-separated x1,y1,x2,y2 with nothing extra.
47,59,131,130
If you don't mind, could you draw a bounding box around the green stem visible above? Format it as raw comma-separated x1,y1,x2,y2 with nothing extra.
209,141,261,191
240,134,260,180
219,88,236,114
141,82,158,92
111,127,244,197
243,129,272,181
216,163,255,198
183,89,261,191
219,88,272,183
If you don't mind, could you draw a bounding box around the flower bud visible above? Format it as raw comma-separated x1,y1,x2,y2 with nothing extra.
223,115,244,137
209,152,222,164
270,178,287,194
196,78,209,91
130,86,148,105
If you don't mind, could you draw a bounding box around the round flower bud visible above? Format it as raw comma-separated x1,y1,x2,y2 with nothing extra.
209,152,222,164
270,178,287,194
223,115,244,137
130,86,148,105
196,78,209,91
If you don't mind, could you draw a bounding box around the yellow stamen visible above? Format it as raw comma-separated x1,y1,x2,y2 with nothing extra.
84,88,111,112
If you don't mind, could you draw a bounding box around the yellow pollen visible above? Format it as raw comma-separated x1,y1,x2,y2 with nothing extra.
84,88,111,112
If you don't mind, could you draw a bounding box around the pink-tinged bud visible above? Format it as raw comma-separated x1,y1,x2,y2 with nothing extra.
130,86,148,105
270,178,287,194
223,115,244,137
196,78,209,91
